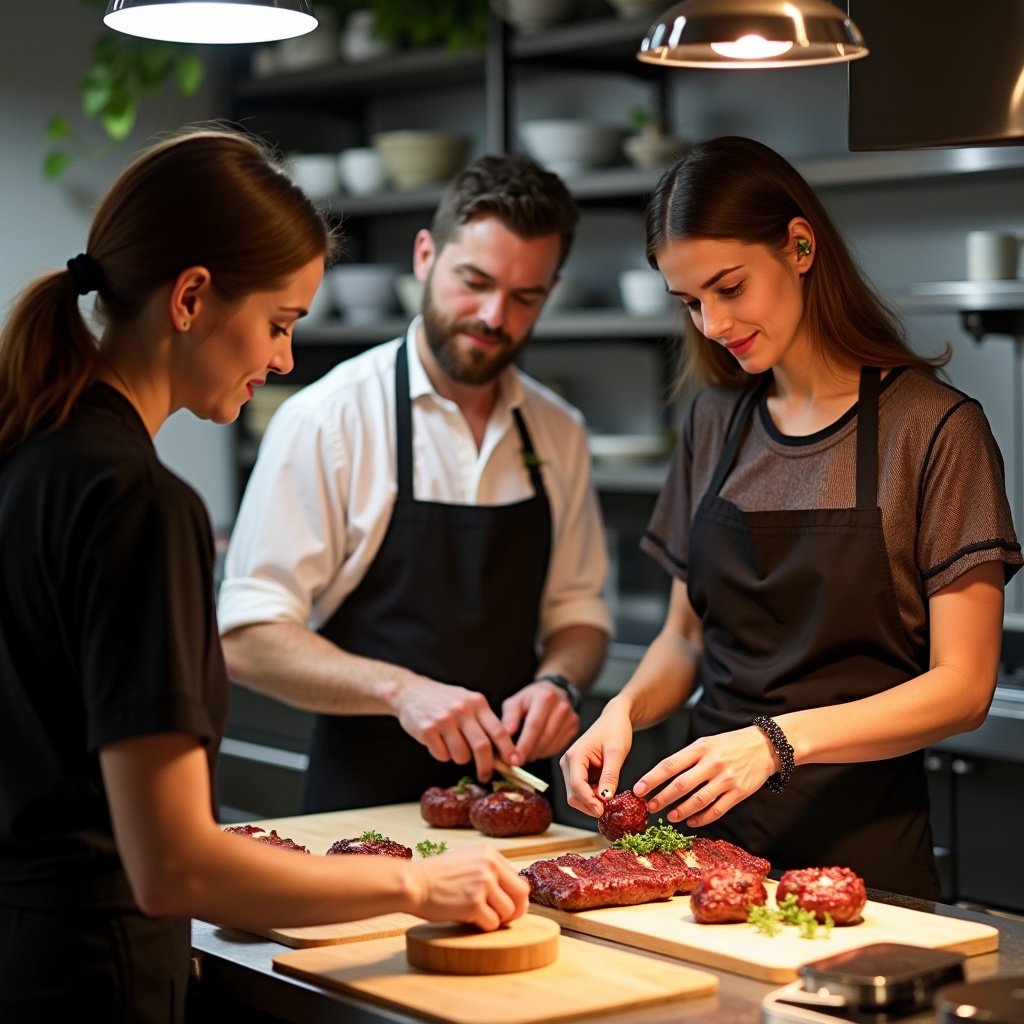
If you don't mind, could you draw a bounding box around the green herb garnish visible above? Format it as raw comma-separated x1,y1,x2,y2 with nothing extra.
358,830,385,842
416,839,449,858
611,820,693,855
492,780,520,793
747,892,834,939
453,776,475,794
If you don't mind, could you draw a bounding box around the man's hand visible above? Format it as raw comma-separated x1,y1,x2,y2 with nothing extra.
501,680,580,765
394,677,519,781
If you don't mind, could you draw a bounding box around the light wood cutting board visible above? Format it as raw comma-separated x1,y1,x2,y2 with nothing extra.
240,803,603,859
529,881,999,983
272,932,718,1024
220,823,601,949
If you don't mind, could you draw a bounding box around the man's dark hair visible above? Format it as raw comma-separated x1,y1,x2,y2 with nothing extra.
430,153,578,269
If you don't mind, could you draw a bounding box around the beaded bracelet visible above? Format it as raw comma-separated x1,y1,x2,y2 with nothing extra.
753,716,795,794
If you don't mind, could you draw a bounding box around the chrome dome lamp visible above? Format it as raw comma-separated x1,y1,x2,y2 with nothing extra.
637,0,868,69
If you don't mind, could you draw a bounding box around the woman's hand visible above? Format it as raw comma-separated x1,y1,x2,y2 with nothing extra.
407,846,529,932
634,725,778,828
559,698,635,818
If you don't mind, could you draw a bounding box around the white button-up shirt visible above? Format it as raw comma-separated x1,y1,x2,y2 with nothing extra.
218,321,612,643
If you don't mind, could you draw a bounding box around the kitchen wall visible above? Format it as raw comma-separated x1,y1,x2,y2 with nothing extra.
0,0,237,529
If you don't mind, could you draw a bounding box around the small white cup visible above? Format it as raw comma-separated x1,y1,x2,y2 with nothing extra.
337,147,386,196
966,230,1020,281
619,268,671,316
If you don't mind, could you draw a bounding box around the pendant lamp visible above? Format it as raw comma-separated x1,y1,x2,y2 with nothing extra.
103,0,317,44
637,0,868,69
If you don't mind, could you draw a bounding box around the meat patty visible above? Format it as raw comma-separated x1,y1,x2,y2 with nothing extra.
223,824,310,854
469,789,552,837
420,779,488,828
598,791,649,842
690,868,768,924
776,866,867,924
326,832,413,859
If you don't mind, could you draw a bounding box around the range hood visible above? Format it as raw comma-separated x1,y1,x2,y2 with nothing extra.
848,0,1024,150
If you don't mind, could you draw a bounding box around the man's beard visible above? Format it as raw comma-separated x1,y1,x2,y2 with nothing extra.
421,278,527,385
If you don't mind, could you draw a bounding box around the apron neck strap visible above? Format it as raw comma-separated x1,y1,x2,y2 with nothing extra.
395,340,414,498
393,339,545,499
855,366,880,510
705,367,881,509
706,375,769,497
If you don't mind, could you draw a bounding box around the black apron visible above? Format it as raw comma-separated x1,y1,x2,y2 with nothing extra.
304,341,553,811
687,368,940,899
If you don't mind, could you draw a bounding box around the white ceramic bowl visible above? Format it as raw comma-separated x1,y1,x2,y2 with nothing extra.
605,0,665,18
327,264,400,323
337,147,386,196
395,273,425,317
520,119,624,177
372,131,470,191
623,132,688,170
619,268,671,316
287,153,338,201
489,0,573,33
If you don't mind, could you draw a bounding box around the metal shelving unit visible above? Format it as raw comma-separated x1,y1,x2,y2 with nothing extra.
899,280,1024,614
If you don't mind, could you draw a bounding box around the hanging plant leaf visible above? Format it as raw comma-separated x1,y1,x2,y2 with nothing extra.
44,2,207,181
135,44,176,92
45,115,73,142
43,149,75,181
101,89,138,142
176,53,205,96
81,62,116,119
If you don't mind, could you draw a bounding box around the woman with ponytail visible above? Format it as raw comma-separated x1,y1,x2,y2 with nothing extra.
0,127,528,1023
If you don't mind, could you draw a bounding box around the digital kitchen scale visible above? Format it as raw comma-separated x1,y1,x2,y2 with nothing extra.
762,943,965,1024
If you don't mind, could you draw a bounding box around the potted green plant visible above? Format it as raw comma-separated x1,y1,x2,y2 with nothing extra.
44,0,204,180
322,0,490,53
622,106,688,170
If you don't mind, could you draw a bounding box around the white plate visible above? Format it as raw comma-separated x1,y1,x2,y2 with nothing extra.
588,433,671,462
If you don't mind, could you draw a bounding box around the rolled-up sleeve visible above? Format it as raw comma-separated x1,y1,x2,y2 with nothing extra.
217,399,346,634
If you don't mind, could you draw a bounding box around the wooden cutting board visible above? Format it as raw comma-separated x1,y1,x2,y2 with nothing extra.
225,824,601,949
272,931,718,1024
530,881,999,984
241,803,603,860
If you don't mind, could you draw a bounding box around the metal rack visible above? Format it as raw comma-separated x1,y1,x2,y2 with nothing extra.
899,280,1024,613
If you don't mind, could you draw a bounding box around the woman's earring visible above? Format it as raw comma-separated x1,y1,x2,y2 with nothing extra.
796,238,812,257
181,319,190,330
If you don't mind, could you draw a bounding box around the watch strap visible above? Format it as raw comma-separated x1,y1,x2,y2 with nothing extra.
534,672,581,711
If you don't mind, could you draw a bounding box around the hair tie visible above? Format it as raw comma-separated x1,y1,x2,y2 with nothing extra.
66,253,106,296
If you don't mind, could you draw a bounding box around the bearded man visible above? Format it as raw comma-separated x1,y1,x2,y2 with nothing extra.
219,154,611,811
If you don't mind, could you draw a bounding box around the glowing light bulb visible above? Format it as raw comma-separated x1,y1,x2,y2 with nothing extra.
709,36,794,60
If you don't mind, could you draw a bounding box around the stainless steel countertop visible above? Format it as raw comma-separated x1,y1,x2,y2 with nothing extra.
191,894,1024,1024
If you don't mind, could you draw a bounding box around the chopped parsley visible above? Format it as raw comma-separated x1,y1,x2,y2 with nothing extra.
747,893,834,939
358,830,385,842
611,820,694,855
415,839,449,858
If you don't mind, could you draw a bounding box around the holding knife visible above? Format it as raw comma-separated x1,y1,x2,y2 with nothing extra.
219,153,611,810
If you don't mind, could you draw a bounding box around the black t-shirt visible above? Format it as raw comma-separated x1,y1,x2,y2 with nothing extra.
0,383,228,909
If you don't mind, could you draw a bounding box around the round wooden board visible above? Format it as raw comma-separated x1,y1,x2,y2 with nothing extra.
406,915,560,975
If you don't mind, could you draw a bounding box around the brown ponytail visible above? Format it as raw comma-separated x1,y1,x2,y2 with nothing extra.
0,125,337,456
0,270,99,454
